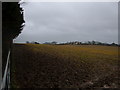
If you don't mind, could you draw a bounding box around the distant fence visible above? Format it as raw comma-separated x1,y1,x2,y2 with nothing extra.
1,50,10,90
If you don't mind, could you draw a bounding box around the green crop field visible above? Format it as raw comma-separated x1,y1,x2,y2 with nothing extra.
11,44,119,88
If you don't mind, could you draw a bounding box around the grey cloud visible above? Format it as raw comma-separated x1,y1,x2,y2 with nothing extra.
15,2,118,44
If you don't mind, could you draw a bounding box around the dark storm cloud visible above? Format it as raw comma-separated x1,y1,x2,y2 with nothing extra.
15,2,118,43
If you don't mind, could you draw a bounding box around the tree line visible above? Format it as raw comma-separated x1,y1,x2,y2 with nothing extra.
26,40,119,46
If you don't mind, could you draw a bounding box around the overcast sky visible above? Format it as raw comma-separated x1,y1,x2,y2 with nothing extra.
14,2,118,44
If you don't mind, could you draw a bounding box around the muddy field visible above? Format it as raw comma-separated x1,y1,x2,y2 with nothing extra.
11,44,119,88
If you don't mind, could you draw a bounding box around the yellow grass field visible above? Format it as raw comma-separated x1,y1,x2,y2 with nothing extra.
11,44,119,88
